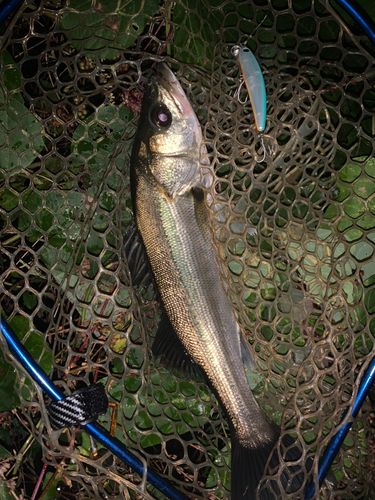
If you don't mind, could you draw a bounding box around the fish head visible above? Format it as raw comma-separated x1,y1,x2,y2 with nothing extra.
132,63,202,198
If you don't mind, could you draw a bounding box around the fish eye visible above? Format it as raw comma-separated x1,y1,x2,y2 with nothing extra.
150,104,172,128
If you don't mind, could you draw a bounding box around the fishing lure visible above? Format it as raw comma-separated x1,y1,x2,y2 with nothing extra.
232,45,267,133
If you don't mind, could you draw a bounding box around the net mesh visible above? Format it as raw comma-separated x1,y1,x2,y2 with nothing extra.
0,0,374,498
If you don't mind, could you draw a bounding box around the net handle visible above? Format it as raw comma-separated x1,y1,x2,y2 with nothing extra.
335,0,375,45
0,0,23,26
0,317,189,500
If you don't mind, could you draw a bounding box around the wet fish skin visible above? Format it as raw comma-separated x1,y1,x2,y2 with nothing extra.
130,63,282,499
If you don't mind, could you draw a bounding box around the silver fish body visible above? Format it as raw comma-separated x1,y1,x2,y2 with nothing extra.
130,64,284,499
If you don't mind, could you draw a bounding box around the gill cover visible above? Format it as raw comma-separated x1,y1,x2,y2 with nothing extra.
137,63,202,199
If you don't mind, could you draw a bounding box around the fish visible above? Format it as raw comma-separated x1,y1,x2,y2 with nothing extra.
129,62,300,499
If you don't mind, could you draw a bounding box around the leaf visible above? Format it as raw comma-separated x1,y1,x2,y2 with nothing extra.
124,375,141,393
70,0,92,10
0,109,18,131
9,94,25,115
186,12,201,33
97,106,115,123
340,163,361,182
122,396,136,419
99,192,116,212
83,12,103,27
174,0,222,65
22,291,38,311
0,482,14,500
0,348,21,411
205,467,218,488
9,316,29,340
0,190,18,212
3,68,22,91
46,192,64,211
72,109,128,175
135,410,153,430
39,247,58,269
59,12,80,30
41,472,61,500
87,233,104,255
0,53,44,173
0,443,12,458
180,381,195,397
77,139,93,157
140,433,162,448
175,27,189,48
84,38,105,51
0,149,17,172
35,209,54,230
22,191,42,213
58,0,160,51
48,228,66,248
9,130,29,153
109,381,123,401
22,332,52,375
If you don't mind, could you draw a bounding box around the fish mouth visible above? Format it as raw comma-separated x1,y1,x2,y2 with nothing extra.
154,62,192,117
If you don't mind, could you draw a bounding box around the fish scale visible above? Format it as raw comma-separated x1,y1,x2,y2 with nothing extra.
130,62,300,499
135,158,274,445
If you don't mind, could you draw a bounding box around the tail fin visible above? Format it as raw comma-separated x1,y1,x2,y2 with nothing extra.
231,429,279,500
231,432,303,500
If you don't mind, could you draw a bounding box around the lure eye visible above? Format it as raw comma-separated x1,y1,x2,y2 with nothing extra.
150,104,172,128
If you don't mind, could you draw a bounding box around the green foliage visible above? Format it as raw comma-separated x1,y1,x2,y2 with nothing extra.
0,2,375,499
40,472,62,500
365,289,375,314
0,348,20,411
174,0,227,66
0,482,15,500
59,0,160,59
0,52,44,173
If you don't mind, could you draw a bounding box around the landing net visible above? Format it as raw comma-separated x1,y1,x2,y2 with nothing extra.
0,1,374,498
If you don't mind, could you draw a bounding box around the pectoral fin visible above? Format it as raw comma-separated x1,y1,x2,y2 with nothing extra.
123,221,154,288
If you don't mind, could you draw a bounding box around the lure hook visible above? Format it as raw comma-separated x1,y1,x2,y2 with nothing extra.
256,134,266,163
233,76,248,104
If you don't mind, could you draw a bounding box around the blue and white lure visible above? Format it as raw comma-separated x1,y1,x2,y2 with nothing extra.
231,45,267,133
